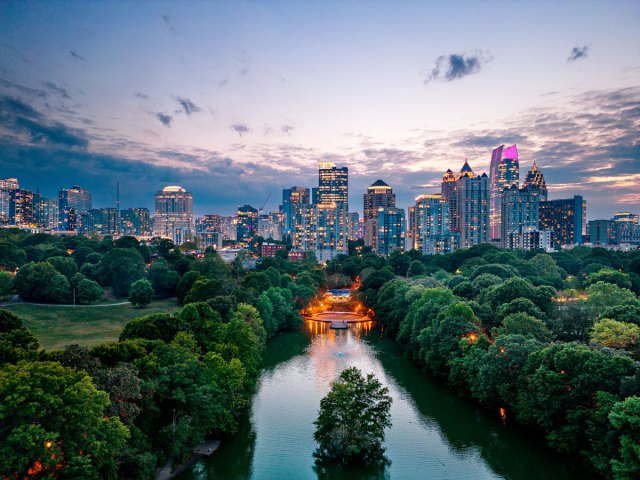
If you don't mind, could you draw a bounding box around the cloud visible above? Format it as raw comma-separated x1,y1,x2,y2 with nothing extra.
282,124,294,135
161,14,178,35
0,94,88,147
43,82,71,99
231,124,250,136
174,96,201,116
134,92,148,100
567,45,589,63
156,113,172,127
69,50,85,61
425,51,492,83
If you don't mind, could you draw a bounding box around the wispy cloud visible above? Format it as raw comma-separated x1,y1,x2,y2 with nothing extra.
231,123,250,136
156,113,172,127
567,45,589,63
161,14,178,35
43,82,71,99
69,50,85,61
134,92,148,100
425,50,492,84
174,96,201,116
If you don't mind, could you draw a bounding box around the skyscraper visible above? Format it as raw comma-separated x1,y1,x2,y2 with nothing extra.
9,188,34,226
489,145,520,242
34,196,59,230
376,207,405,255
315,202,348,263
282,187,310,236
413,194,456,255
59,185,92,231
457,172,490,248
153,186,193,244
500,185,542,249
236,205,259,244
523,160,548,202
0,178,19,224
363,179,395,250
317,162,348,205
120,208,151,236
79,208,118,235
539,195,586,247
441,169,457,232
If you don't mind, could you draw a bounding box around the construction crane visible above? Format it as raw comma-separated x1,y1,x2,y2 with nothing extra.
259,192,272,215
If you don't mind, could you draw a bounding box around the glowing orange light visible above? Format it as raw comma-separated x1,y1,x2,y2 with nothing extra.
499,407,507,424
468,333,477,343
499,347,505,354
44,440,53,449
27,460,44,475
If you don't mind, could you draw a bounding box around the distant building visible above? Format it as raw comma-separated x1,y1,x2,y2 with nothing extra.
261,243,286,257
153,186,193,244
0,178,19,224
59,185,92,230
588,219,615,246
315,202,348,263
34,196,59,230
489,145,520,242
221,215,238,241
236,205,259,244
196,214,222,234
258,212,282,241
347,212,360,241
500,185,543,249
120,208,151,236
282,187,310,237
376,207,405,255
413,194,457,255
523,160,548,202
363,179,395,250
539,195,586,247
9,188,35,226
79,208,118,235
457,169,490,248
441,169,457,233
318,162,348,205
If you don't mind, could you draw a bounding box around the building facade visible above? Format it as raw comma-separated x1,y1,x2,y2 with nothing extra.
152,186,193,244
457,173,490,248
59,185,92,231
0,178,19,224
500,185,542,249
236,205,259,244
489,145,520,242
539,195,586,247
413,194,457,255
120,208,151,236
376,207,405,255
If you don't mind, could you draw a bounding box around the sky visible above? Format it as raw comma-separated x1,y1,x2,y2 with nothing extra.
0,0,638,218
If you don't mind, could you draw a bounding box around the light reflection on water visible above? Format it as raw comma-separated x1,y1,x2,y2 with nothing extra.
182,323,596,480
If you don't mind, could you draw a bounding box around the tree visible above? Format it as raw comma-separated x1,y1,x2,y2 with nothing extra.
47,255,78,280
0,271,13,300
76,278,104,304
313,367,392,465
586,281,638,319
587,268,633,290
0,361,129,479
609,396,640,479
407,260,426,277
492,313,552,342
99,248,146,297
147,258,180,297
129,279,154,307
13,261,70,303
590,319,640,351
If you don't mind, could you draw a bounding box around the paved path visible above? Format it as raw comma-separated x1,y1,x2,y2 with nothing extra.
1,300,131,308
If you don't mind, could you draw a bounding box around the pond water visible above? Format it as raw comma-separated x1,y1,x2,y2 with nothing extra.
179,321,596,480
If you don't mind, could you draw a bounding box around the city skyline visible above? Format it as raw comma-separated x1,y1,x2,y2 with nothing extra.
1,1,639,217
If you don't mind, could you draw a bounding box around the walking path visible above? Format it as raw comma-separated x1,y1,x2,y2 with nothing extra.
1,300,130,308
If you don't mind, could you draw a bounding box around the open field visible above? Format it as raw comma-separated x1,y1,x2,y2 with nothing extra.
2,298,181,350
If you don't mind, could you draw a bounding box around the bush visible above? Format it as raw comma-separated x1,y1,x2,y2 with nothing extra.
129,279,154,307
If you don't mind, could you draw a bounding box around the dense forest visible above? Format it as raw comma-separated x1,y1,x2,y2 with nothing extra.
326,244,640,479
0,230,325,479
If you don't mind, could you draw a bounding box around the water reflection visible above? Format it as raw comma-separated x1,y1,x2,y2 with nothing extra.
180,324,596,480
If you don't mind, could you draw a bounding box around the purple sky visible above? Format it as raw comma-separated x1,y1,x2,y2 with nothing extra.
0,1,638,218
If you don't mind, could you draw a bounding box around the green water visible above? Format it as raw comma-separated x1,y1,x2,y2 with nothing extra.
180,322,597,480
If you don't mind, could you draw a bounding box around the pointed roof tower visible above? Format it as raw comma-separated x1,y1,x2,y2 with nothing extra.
457,159,475,180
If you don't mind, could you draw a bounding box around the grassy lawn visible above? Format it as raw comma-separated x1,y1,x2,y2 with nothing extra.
2,298,181,350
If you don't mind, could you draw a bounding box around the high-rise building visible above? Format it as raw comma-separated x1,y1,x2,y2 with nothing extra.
612,212,639,224
363,180,395,250
611,212,640,245
317,162,348,205
258,212,282,241
523,160,548,202
441,169,457,232
588,220,615,245
291,204,317,251
347,212,360,241
221,216,238,241
489,145,520,242
120,208,151,236
500,185,542,249
376,207,405,255
196,214,222,234
34,196,59,230
153,186,193,244
79,208,118,235
236,205,259,244
315,202,348,263
59,185,92,231
0,178,19,224
9,189,35,226
282,187,310,236
539,195,586,247
457,172,490,248
413,194,456,255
